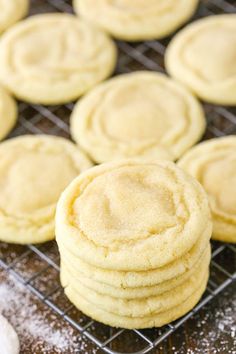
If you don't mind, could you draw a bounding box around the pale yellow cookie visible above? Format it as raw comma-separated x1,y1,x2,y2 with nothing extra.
0,14,117,105
0,86,17,141
61,245,210,301
0,0,29,34
58,226,211,288
165,15,236,105
0,135,92,244
56,160,212,271
70,72,206,162
178,136,236,243
64,271,208,329
74,0,199,41
0,314,20,354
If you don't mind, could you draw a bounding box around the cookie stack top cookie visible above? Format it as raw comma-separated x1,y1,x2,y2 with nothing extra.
56,159,211,271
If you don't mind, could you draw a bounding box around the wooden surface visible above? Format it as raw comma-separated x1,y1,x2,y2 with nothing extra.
0,241,235,354
0,242,236,354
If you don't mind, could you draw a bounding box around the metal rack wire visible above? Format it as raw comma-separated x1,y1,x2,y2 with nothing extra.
0,0,235,353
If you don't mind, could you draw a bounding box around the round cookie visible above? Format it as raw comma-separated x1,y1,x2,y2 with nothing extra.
64,271,208,329
0,13,117,105
58,226,211,288
0,86,17,141
165,15,236,105
0,135,92,244
70,72,206,162
74,0,199,41
61,245,210,300
178,136,236,243
56,160,211,271
0,0,29,34
0,314,20,354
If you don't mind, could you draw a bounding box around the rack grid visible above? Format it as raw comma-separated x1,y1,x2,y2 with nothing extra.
0,0,235,353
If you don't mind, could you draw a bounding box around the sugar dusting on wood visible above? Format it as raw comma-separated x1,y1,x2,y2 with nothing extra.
0,270,235,353
0,273,97,353
171,284,236,354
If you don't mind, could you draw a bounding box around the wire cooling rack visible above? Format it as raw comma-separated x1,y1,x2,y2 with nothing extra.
0,0,236,353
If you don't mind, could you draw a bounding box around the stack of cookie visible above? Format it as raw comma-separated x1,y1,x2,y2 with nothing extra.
56,160,212,329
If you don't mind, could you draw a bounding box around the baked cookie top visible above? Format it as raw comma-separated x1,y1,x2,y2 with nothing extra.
70,71,206,163
178,136,236,243
0,13,117,104
56,160,211,271
0,0,29,34
0,86,17,141
0,135,92,244
74,0,199,41
165,15,236,105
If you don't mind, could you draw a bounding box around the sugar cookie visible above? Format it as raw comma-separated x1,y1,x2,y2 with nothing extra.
178,136,236,243
0,135,92,244
0,0,29,34
56,160,211,271
165,15,236,105
57,159,211,328
74,0,199,41
0,14,117,104
0,314,20,354
0,86,17,141
70,72,206,162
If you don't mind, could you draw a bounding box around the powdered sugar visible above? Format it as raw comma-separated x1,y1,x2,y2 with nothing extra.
0,271,235,353
171,283,236,354
192,299,236,354
0,273,97,353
